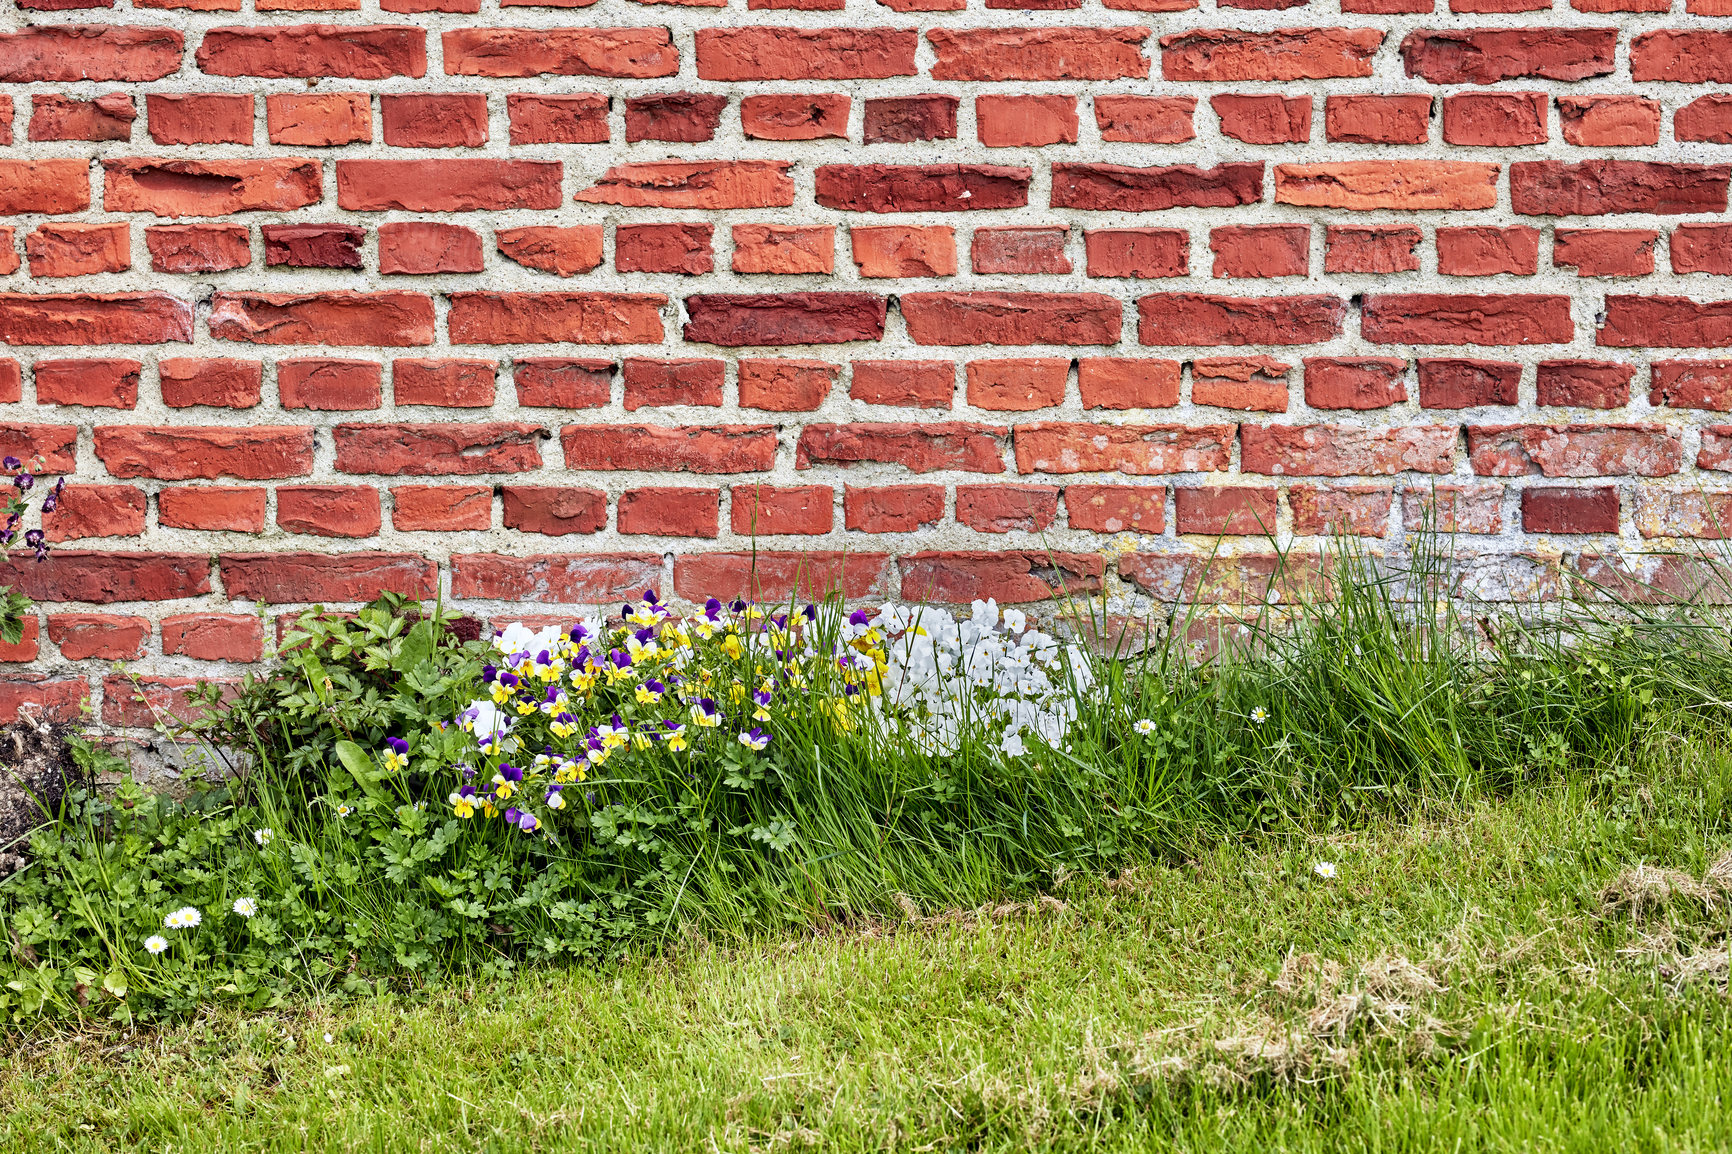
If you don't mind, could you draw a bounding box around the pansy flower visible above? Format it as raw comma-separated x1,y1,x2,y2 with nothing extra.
636,678,666,705
545,784,565,810
691,698,721,728
662,720,689,752
738,728,770,752
450,786,477,819
382,736,410,772
517,811,540,833
752,689,774,722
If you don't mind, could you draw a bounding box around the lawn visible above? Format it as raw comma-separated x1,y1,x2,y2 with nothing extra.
5,726,1728,1152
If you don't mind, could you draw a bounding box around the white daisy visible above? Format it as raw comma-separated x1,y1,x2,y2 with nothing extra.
232,897,258,918
253,828,273,847
144,935,168,955
1250,706,1269,725
164,906,201,930
1314,861,1337,879
1134,719,1157,734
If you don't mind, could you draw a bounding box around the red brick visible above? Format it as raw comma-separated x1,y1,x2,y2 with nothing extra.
0,618,39,664
1052,163,1264,211
196,25,424,78
0,161,89,215
514,359,612,409
741,94,849,140
1095,95,1194,143
1138,294,1343,346
443,28,676,78
377,222,483,276
1558,96,1658,147
493,226,603,278
266,92,370,145
1632,31,1732,83
844,485,945,532
1304,358,1408,411
1013,422,1232,474
104,159,322,216
1240,425,1456,476
1436,227,1540,277
798,423,1007,473
448,292,663,345
26,223,129,278
562,425,775,473
96,426,311,480
453,554,663,603
1175,486,1277,535
731,484,833,535
158,485,265,531
1465,424,1680,477
1085,229,1188,279
1164,29,1380,80
392,485,491,532
333,422,544,475
1402,485,1503,534
1677,95,1732,143
1700,428,1732,472
1536,360,1633,408
161,614,261,661
1598,297,1732,348
1650,360,1732,412
147,93,251,144
685,293,885,346
1362,294,1572,345
1078,358,1180,409
338,159,560,212
145,225,250,273
277,359,381,411
1522,486,1618,533
43,484,146,541
0,551,210,602
393,358,495,408
732,225,834,275
954,485,1057,533
0,235,19,279
1635,491,1732,539
156,358,260,410
1324,226,1420,275
221,552,436,603
0,677,86,724
263,224,363,271
851,226,957,278
1212,94,1311,144
0,426,77,474
0,27,182,83
976,95,1077,147
29,93,135,142
815,165,1030,212
1671,225,1732,275
1210,225,1307,279
1192,356,1290,412
862,95,957,143
35,358,140,408
899,551,1101,603
965,359,1067,411
1290,485,1393,536
1441,93,1548,146
677,552,890,602
616,224,713,275
1418,358,1520,408
625,92,725,143
47,614,147,660
902,292,1118,346
850,361,954,408
379,93,487,148
738,359,838,411
1401,29,1615,83
1274,161,1499,210
618,488,719,537
1064,484,1165,533
928,27,1148,80
972,228,1070,275
505,94,606,146
618,359,718,411
501,486,606,536
1325,95,1430,144
276,486,381,538
697,28,916,80
1550,229,1656,278
1511,161,1730,216
580,161,794,210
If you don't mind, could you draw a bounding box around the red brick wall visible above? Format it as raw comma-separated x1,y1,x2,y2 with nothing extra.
0,5,1727,719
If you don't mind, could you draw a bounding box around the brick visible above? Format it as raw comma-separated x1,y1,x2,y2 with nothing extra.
0,677,87,724
1511,161,1730,216
393,359,495,408
1522,486,1618,533
35,358,140,408
851,226,957,278
158,486,265,531
677,552,890,602
1671,225,1732,275
562,425,776,473
338,160,561,212
697,28,915,80
0,27,177,82
1096,96,1195,143
1052,163,1263,211
1085,230,1188,278
47,614,148,660
448,293,663,345
1289,485,1393,536
378,222,484,275
1212,94,1311,144
104,158,322,217
1558,96,1658,147
1163,29,1382,81
147,93,251,145
1012,422,1232,474
96,426,311,480
104,675,239,726
1400,29,1616,84
845,485,945,533
1191,356,1290,412
1078,358,1181,409
1402,485,1503,534
685,293,885,345
1536,361,1633,408
196,25,427,79
1677,95,1732,144
1436,227,1539,276
0,618,38,663
26,223,130,278
955,485,1057,533
266,93,370,145
618,488,719,537
210,292,433,347
0,294,192,345
1176,486,1277,535
977,95,1078,147
30,93,136,142
333,422,545,475
1304,358,1408,410
578,161,794,210
443,28,676,78
1599,297,1732,348
898,551,1101,603
1137,294,1344,346
515,359,612,408
159,358,260,409
966,358,1068,410
0,361,18,404
460,553,657,605
902,292,1118,346
44,484,146,541
1553,229,1657,277
973,228,1070,275
815,165,1030,212
263,224,364,270
617,224,713,275
863,95,958,143
221,552,436,603
1418,358,1520,408
145,225,250,273
507,94,607,145
392,485,491,531
1240,425,1456,476
732,484,833,535
0,426,77,474
1700,428,1732,472
1650,360,1732,411
0,161,90,215
1465,424,1680,476
497,226,604,277
1325,95,1431,144
1063,485,1165,533
1632,31,1732,83
797,422,1007,473
1635,491,1732,539
1324,226,1420,274
1361,294,1572,345
1441,93,1547,147
1274,161,1499,211
738,359,838,410
741,94,848,140
278,359,381,411
277,485,382,537
622,359,722,410
0,551,210,602
929,27,1151,81
162,614,262,661
501,487,607,536
1210,225,1307,279
381,93,488,147
626,92,727,143
850,361,954,408
732,225,834,275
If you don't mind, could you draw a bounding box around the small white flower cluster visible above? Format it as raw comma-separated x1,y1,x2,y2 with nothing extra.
868,599,1093,758
163,906,201,930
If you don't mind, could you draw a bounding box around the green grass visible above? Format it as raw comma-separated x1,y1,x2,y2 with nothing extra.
6,720,1730,1152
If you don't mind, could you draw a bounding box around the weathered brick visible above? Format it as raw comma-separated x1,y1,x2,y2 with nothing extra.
851,361,954,408
158,358,261,408
391,485,491,531
1436,227,1539,276
562,425,776,473
1211,225,1308,279
263,224,363,270
221,552,436,603
443,28,676,78
741,94,848,140
1078,358,1181,409
816,165,1029,213
899,551,1101,603
902,292,1119,346
685,293,885,346
797,423,1007,473
1304,358,1408,410
147,93,251,145
1096,95,1195,143
1137,294,1344,346
502,486,607,536
448,293,663,345
1649,360,1732,412
35,358,140,408
732,484,834,535
1274,161,1499,210
1013,422,1232,474
863,95,957,143
1400,28,1616,83
1554,229,1657,277
267,92,370,145
1212,94,1311,144
738,359,838,411
1289,485,1393,536
1163,29,1382,80
27,224,130,278
966,358,1068,410
1418,358,1520,408
930,27,1150,80
162,614,263,661
277,485,383,538
1599,297,1732,348
1240,425,1456,475
1325,95,1431,144
1064,484,1166,533
0,26,183,83
333,422,545,475
158,486,266,531
618,488,720,538
852,226,957,278
977,95,1078,147
1361,294,1572,345
845,485,946,533
1192,356,1290,412
1465,424,1681,476
210,292,434,346
1536,360,1633,408
197,25,427,79
515,360,612,409
1324,227,1420,274
338,160,561,212
1176,485,1277,535
1441,93,1547,146
1052,164,1263,211
507,94,607,144
677,552,889,602
1511,161,1730,216
626,92,727,144
379,222,484,275
1521,486,1618,533
955,485,1058,533
579,161,794,210
44,484,146,541
145,225,249,273
47,614,148,660
617,224,713,275
732,225,834,275
95,426,314,479
31,93,136,142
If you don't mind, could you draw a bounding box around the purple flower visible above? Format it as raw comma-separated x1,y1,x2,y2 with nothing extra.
12,473,32,492
536,648,552,666
1,457,17,471
517,811,539,833
459,765,477,782
731,600,747,613
643,589,659,604
704,597,722,617
634,627,655,644
803,604,817,621
569,623,590,642
543,685,561,704
610,650,631,670
643,679,666,695
849,609,871,626
39,492,55,514
503,806,522,825
498,764,523,783
499,671,520,690
481,664,498,684
385,736,409,756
